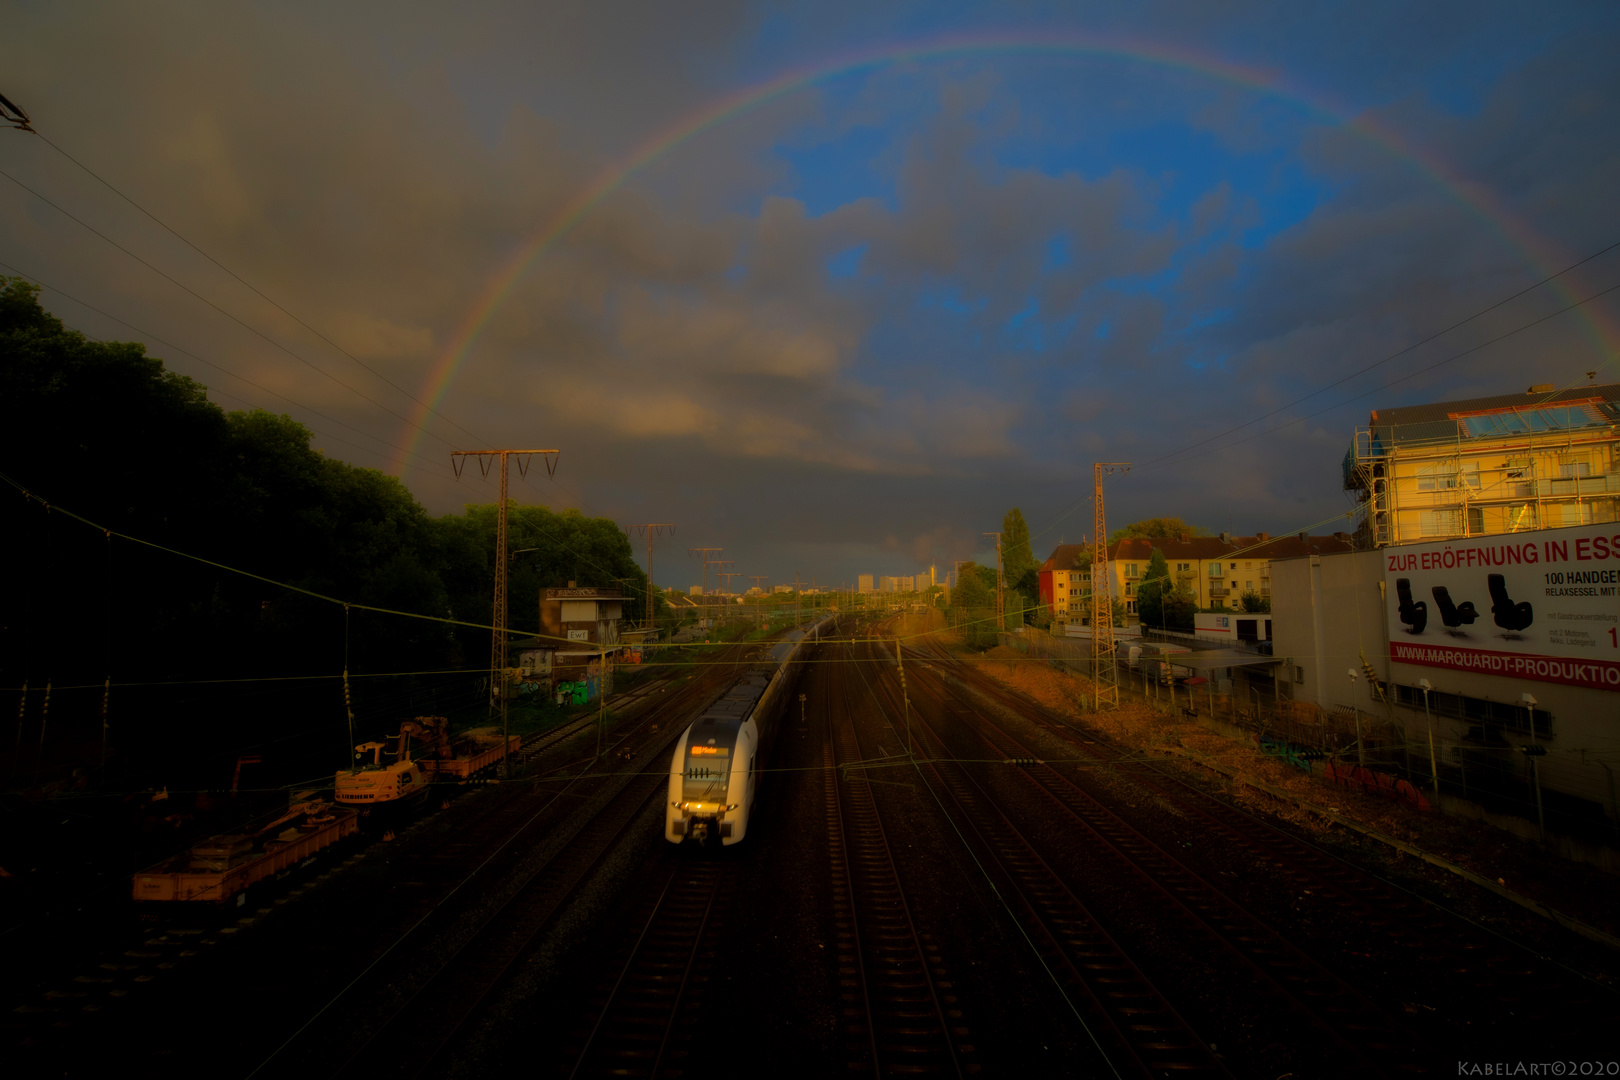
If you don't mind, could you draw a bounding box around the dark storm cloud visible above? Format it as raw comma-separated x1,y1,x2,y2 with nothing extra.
2,1,1618,582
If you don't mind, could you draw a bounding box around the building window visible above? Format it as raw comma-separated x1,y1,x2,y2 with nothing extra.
1563,502,1594,527
1560,457,1592,479
1394,684,1551,738
1126,563,1139,578
1177,562,1190,572
1208,563,1222,577
1421,509,1461,536
1467,506,1484,534
1125,600,1137,614
1245,581,1252,590
1295,666,1305,683
1462,460,1482,488
1229,562,1237,570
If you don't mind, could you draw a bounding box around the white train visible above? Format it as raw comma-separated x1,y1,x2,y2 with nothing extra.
665,617,832,846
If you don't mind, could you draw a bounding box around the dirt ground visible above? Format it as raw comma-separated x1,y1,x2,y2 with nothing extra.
925,633,1618,942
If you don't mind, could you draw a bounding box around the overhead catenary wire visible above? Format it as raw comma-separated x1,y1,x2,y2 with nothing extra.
0,258,461,478
0,167,463,454
1138,237,1620,473
1028,253,1620,546
1140,279,1620,473
22,129,485,447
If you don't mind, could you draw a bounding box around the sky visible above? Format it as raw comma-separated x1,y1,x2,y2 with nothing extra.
3,1,1620,589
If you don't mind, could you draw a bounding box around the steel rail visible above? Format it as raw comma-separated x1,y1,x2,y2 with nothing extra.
563,859,730,1079
828,640,968,1078
854,638,1225,1078
257,646,754,1079
934,654,1612,1048
893,660,1426,1074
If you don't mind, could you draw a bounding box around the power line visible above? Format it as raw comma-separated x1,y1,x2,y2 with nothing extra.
0,166,461,454
1139,278,1620,472
0,259,457,477
1029,266,1620,545
25,130,485,447
1140,240,1620,473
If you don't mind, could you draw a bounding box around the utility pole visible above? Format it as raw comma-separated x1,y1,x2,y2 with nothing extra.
750,575,769,629
452,449,561,725
626,523,676,629
1091,463,1130,710
688,547,721,634
984,532,1004,632
688,547,722,598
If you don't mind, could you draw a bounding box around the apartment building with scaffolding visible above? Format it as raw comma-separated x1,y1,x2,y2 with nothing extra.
1343,382,1620,547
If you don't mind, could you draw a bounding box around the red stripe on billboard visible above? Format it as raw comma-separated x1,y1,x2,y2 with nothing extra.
1389,641,1620,690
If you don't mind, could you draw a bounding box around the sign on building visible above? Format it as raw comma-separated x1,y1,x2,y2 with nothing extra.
1384,523,1620,690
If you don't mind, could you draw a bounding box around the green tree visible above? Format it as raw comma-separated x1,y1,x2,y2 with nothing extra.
952,561,994,608
1000,507,1038,616
1239,590,1271,613
1135,549,1197,631
1109,516,1207,543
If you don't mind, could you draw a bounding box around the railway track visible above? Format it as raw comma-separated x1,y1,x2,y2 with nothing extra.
825,640,974,1078
561,856,736,1078
849,637,1226,1079
903,634,1617,1059
244,641,768,1078
883,649,1429,1075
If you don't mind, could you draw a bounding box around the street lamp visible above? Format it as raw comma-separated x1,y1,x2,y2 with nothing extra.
1418,678,1441,811
1521,692,1546,843
1347,669,1365,767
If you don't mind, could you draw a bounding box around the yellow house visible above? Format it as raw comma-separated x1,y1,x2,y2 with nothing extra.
1343,382,1620,546
1041,533,1354,619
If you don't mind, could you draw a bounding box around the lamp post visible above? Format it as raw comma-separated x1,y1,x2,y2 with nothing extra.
1522,692,1546,844
1347,669,1366,767
1418,678,1440,811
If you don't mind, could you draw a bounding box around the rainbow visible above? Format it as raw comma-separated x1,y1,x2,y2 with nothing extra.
395,30,1620,475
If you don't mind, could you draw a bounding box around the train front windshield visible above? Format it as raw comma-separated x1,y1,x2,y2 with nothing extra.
682,742,731,804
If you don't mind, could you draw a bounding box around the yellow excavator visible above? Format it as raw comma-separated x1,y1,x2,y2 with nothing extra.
334,717,449,819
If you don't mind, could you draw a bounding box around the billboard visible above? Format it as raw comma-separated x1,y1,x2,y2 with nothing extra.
1384,523,1620,690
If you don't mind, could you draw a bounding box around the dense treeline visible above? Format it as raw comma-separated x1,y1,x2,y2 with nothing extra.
0,278,649,788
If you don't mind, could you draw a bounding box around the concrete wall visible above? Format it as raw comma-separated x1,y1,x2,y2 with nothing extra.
1272,549,1620,823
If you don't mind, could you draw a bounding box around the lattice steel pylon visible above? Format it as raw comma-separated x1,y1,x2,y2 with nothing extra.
983,531,1004,630
452,449,560,711
1091,462,1130,710
626,523,676,628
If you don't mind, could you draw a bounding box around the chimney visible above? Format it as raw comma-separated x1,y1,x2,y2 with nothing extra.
1333,531,1350,542
1297,531,1307,542
1179,532,1190,542
1256,532,1269,542
567,580,577,588
1218,531,1230,544
1528,383,1554,394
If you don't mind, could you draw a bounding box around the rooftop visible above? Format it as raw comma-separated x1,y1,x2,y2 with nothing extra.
541,586,625,600
1364,382,1620,445
1042,533,1355,568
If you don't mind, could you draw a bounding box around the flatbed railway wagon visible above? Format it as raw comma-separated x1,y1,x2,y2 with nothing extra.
417,726,522,782
132,792,357,904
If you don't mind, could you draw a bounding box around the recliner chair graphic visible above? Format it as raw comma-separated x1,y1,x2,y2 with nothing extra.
1430,585,1479,628
1488,573,1534,632
1395,578,1427,634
